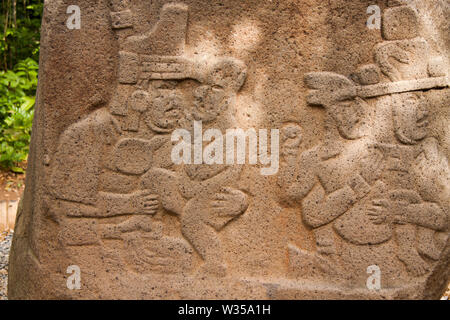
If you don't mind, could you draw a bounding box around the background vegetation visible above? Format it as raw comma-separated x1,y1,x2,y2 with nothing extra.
0,0,42,172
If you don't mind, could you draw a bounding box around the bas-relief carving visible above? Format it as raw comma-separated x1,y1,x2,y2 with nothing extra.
279,3,449,285
49,3,249,279
45,2,449,296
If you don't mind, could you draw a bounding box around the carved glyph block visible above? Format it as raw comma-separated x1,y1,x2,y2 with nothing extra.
110,10,134,29
382,6,420,40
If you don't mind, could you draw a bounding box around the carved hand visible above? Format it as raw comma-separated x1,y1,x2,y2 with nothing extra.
348,174,371,201
367,199,408,225
281,124,303,159
130,190,159,215
210,187,249,217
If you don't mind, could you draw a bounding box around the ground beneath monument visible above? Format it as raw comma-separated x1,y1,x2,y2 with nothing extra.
0,231,12,300
0,167,25,300
0,168,26,201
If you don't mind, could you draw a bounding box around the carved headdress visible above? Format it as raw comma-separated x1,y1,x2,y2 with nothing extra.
108,2,247,129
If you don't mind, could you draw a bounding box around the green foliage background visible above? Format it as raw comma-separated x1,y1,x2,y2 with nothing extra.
0,0,42,171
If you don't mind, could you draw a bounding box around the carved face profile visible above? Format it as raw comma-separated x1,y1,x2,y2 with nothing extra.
191,84,228,123
207,58,247,93
143,90,185,133
392,92,429,144
329,99,365,140
191,58,247,123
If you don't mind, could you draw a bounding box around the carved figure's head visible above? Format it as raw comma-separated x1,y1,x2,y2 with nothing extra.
143,88,186,133
303,71,365,140
392,92,429,144
192,58,247,123
328,98,366,140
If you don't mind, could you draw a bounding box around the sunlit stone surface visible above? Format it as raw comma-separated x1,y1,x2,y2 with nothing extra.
8,0,449,299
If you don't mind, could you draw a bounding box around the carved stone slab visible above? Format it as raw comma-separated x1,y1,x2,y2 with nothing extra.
8,0,449,299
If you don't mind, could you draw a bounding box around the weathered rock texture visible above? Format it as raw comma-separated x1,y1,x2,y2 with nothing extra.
8,0,450,299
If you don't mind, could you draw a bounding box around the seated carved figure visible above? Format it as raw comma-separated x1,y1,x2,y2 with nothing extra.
100,85,196,274
279,94,385,277
279,4,449,280
364,4,450,275
332,93,448,276
49,81,196,274
280,90,448,279
48,2,194,257
364,93,448,275
49,1,251,278
141,58,250,277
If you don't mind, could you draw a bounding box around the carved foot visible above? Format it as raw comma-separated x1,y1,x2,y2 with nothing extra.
398,250,430,276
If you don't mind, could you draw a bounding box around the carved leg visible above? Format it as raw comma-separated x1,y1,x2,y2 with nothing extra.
181,199,227,277
417,226,442,260
313,226,344,276
315,226,337,255
395,224,429,276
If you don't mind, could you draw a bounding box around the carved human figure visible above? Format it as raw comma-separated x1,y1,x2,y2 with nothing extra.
48,80,198,274
279,92,384,276
279,3,449,280
364,3,450,275
48,107,159,223
280,92,447,278
141,58,250,277
48,1,194,246
99,81,185,227
52,0,252,277
365,92,448,275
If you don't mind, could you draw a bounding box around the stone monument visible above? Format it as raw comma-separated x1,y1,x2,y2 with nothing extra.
8,0,450,299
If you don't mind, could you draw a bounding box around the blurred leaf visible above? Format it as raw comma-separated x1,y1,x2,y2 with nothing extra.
11,167,25,173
